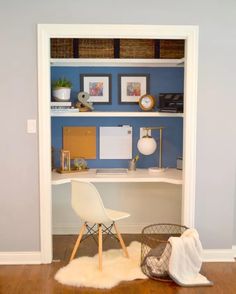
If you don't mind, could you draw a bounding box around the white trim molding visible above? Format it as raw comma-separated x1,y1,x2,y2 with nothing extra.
202,249,235,262
232,245,236,258
0,251,41,265
38,24,199,264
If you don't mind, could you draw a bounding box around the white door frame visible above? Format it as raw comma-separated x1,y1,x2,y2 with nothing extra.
37,24,198,263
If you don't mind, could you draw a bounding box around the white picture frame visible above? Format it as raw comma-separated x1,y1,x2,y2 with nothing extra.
80,74,111,103
119,74,150,103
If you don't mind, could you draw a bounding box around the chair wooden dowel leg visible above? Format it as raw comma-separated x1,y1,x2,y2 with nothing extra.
69,222,86,262
98,224,103,271
114,223,129,258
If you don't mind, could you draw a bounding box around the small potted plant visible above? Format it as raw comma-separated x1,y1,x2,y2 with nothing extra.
52,77,72,102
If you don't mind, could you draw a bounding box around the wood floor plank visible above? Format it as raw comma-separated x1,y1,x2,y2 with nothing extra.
0,235,235,293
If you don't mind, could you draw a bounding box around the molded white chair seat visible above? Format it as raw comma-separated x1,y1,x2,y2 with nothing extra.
105,208,130,222
70,180,130,271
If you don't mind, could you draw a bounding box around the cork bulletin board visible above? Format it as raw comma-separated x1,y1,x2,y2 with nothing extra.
63,126,96,159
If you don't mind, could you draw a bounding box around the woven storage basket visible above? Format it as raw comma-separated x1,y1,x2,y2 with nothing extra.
141,223,188,281
120,39,155,59
79,39,114,58
51,38,74,58
160,40,185,59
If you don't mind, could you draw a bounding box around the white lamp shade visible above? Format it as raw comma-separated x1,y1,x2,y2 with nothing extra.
137,137,157,155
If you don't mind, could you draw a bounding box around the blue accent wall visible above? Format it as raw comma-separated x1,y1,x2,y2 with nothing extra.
51,66,184,169
51,117,183,169
51,66,184,111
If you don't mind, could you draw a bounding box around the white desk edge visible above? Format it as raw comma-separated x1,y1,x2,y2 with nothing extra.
51,168,182,185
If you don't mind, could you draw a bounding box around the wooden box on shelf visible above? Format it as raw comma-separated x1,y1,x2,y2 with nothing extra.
120,39,155,59
51,38,74,58
160,40,185,59
79,39,114,58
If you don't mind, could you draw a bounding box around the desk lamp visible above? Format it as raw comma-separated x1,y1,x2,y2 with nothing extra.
137,127,165,172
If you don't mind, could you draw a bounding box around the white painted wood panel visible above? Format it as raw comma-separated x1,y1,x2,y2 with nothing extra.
52,182,182,234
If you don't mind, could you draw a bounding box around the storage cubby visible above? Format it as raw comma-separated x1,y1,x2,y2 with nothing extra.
50,37,185,170
50,38,184,59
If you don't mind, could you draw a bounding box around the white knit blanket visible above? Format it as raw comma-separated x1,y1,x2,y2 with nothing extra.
168,229,213,286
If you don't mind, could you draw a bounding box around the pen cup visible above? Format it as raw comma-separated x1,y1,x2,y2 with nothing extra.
128,160,136,171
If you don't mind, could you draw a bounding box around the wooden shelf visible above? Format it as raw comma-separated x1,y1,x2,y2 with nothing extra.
51,111,184,118
50,58,184,68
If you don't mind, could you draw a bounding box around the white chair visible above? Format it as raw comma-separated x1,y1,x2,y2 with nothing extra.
70,180,130,271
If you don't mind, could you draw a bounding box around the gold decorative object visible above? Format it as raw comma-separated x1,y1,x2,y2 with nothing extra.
60,150,70,171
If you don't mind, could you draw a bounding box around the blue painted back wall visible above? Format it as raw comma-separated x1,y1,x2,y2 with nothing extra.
51,117,183,169
51,66,184,111
51,66,184,169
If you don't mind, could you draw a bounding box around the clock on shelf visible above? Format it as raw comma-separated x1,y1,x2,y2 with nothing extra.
139,95,155,111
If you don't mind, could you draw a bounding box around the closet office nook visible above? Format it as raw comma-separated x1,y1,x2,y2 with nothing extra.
50,37,185,259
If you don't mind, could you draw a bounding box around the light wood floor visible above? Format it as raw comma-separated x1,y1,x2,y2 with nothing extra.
0,235,236,294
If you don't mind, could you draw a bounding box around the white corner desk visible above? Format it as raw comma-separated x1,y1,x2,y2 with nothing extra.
51,168,183,234
51,168,182,185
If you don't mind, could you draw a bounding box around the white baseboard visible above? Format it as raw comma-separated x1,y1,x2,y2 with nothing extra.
202,249,235,262
53,224,236,262
232,246,236,258
0,251,41,265
53,223,147,235
0,247,235,265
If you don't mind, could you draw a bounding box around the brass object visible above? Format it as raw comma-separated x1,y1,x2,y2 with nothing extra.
75,101,91,112
139,95,155,111
143,127,164,169
60,150,70,171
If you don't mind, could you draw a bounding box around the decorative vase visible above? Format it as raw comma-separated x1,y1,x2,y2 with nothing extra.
53,87,71,102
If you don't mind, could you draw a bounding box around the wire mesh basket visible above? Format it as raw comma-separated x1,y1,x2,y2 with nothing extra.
141,223,188,281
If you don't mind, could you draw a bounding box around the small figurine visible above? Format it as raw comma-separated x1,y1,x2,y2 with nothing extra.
75,91,94,112
73,158,88,171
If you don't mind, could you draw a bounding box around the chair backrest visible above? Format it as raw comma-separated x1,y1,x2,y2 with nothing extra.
71,180,111,224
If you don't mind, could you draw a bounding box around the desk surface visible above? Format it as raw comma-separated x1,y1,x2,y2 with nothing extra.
52,168,182,185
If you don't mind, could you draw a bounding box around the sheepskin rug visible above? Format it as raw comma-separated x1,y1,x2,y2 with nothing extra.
55,241,147,289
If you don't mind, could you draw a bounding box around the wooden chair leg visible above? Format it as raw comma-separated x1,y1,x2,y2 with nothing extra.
98,224,103,271
114,222,129,258
69,222,86,262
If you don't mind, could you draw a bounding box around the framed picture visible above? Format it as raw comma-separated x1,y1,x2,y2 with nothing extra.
80,74,111,104
118,74,150,103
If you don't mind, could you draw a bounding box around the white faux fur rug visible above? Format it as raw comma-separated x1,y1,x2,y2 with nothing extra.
55,241,147,289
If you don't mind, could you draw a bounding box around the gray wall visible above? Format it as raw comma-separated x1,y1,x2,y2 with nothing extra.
0,0,236,251
234,167,236,245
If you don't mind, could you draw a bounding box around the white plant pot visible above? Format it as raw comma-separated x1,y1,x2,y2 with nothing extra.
52,87,71,102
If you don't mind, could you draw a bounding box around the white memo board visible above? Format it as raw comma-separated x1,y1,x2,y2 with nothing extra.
99,126,132,159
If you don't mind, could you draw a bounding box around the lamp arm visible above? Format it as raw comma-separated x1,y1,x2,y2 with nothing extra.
159,128,163,169
143,126,164,169
143,126,164,131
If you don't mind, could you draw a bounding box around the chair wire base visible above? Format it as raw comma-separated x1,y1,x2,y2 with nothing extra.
80,222,119,245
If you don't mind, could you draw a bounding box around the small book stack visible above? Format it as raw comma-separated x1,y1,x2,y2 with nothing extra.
51,101,79,112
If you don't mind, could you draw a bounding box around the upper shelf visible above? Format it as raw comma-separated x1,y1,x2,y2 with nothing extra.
51,111,184,117
50,58,185,68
